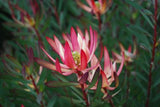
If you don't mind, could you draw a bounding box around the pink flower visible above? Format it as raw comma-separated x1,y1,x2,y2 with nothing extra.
8,1,35,27
101,47,124,90
112,42,137,64
8,1,41,28
76,0,112,18
35,26,98,76
87,47,124,92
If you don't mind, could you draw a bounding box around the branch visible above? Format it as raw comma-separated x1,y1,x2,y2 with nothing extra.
145,0,158,106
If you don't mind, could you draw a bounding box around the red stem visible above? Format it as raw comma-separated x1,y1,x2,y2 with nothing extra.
125,63,130,101
145,0,158,106
30,75,44,107
80,84,89,107
77,71,89,107
98,13,102,31
30,75,39,94
104,88,115,107
33,26,44,48
108,99,115,107
52,3,60,25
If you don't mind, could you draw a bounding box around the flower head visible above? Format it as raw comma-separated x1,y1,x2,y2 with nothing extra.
35,26,98,77
87,47,124,96
76,0,112,18
112,42,137,64
101,47,124,90
8,1,41,28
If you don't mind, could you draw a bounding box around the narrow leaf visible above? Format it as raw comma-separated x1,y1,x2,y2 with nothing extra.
93,75,102,99
87,67,100,89
45,81,79,87
47,95,57,107
79,72,89,84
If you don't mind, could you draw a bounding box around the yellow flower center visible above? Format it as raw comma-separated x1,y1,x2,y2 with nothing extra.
72,51,80,66
95,1,101,9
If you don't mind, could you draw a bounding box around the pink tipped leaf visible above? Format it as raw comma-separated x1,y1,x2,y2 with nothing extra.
78,50,87,70
41,47,67,68
85,29,90,47
76,0,92,12
76,26,84,38
55,58,62,74
117,52,124,76
88,27,98,62
86,0,92,7
35,58,72,74
54,35,65,60
34,58,56,71
89,26,94,52
104,47,111,71
64,42,76,68
62,33,73,50
46,37,58,52
71,27,80,51
128,45,132,53
101,70,116,90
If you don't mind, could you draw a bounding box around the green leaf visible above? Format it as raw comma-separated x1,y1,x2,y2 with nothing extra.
93,75,102,100
140,10,154,28
45,81,79,87
5,55,22,70
41,16,51,33
152,78,160,89
55,74,83,97
125,0,154,28
152,92,160,102
87,67,100,89
136,72,147,82
47,95,57,107
125,0,142,10
60,96,84,104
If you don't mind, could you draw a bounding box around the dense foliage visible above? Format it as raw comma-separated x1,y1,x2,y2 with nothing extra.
0,0,159,107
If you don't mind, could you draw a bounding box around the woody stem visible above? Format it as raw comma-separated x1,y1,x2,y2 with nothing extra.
33,26,44,48
77,71,89,107
145,0,158,106
80,84,89,107
98,13,102,31
30,75,39,94
104,88,115,107
29,75,44,107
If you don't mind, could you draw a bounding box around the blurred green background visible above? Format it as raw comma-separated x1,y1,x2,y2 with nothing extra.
0,0,160,107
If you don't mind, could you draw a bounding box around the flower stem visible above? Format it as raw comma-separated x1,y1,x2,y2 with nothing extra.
30,75,39,94
98,13,102,31
80,84,89,107
108,99,115,107
33,26,44,48
77,70,89,106
145,0,158,106
125,65,130,100
104,88,115,107
51,1,60,25
29,75,44,107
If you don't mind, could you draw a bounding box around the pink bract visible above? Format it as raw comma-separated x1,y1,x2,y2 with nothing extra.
88,47,124,91
112,42,137,63
35,26,98,76
76,0,112,18
101,47,124,90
